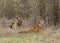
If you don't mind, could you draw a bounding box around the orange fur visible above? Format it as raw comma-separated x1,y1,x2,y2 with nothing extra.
18,24,47,34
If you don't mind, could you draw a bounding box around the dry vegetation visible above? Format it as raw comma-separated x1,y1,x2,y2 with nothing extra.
0,0,60,43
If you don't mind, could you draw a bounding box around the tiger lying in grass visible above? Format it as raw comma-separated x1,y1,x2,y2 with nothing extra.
10,17,47,34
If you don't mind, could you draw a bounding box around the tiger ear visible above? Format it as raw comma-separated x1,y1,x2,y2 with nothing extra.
16,17,19,19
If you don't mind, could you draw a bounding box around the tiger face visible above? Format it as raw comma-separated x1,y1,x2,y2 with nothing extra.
10,17,23,29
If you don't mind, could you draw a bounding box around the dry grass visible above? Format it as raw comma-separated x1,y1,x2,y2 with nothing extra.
0,33,60,43
0,19,60,43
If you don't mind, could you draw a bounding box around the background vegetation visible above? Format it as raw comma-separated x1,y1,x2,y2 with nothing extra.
0,0,60,28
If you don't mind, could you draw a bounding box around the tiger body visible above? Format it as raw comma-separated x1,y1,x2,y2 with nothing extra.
18,24,47,34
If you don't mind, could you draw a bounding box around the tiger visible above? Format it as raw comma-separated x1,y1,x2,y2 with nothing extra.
10,17,23,29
